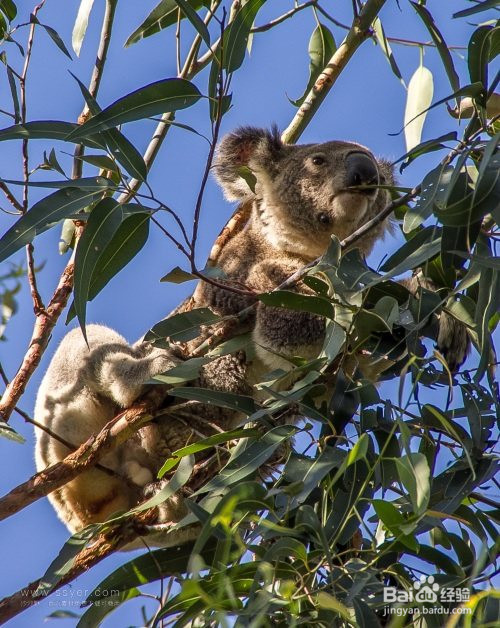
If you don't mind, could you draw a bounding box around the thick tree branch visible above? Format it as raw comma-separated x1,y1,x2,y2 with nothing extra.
0,457,223,625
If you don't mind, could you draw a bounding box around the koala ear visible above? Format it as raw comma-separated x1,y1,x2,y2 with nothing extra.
214,126,283,201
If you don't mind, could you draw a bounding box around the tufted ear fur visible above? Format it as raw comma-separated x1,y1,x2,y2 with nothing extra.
214,126,283,201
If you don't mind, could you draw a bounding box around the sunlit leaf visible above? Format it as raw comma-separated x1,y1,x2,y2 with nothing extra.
404,64,434,152
72,0,95,56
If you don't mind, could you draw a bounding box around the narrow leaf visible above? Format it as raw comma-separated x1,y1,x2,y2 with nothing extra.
125,0,207,47
194,425,296,494
30,15,72,59
291,23,336,107
67,79,202,138
404,65,434,152
0,121,106,149
70,73,147,180
411,2,460,93
173,0,210,45
145,308,220,343
72,0,95,56
222,0,266,72
0,187,103,264
373,17,404,86
453,1,500,18
74,198,123,338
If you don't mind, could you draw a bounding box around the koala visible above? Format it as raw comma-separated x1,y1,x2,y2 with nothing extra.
34,126,469,547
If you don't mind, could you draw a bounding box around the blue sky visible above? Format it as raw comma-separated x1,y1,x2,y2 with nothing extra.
0,1,496,625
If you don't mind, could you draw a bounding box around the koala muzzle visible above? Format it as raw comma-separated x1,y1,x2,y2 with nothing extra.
345,152,379,192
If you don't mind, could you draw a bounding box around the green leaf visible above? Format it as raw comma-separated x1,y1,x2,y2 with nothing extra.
194,425,296,494
30,15,72,59
70,73,148,180
67,79,202,138
259,290,334,319
411,2,460,93
0,0,16,21
0,175,114,190
0,187,104,264
153,356,211,386
396,83,484,137
158,428,260,476
145,308,221,343
396,131,457,173
67,213,150,322
372,17,404,87
86,540,220,601
468,25,495,92
173,0,210,46
404,64,434,152
78,153,118,173
222,0,266,72
453,1,500,19
125,0,208,47
395,453,430,515
288,448,345,509
77,588,140,628
72,0,95,56
0,418,25,444
74,198,123,339
169,386,257,416
5,65,20,124
290,23,336,107
160,266,196,283
380,226,441,273
404,163,452,233
0,121,106,149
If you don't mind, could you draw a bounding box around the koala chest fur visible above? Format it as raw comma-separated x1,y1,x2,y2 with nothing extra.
34,126,468,547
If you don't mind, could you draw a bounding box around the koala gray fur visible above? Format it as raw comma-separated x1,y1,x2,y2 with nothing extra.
34,126,469,547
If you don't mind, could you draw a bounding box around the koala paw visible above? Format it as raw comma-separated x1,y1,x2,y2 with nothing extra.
436,311,470,372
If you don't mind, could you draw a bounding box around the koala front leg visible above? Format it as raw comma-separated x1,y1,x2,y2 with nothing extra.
400,274,470,371
76,326,178,408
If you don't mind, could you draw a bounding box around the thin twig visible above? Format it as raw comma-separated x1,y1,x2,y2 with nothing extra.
0,181,23,213
251,1,317,33
19,1,46,313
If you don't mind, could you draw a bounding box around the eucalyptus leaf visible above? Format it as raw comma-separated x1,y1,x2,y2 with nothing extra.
0,187,105,264
67,79,202,138
73,198,123,338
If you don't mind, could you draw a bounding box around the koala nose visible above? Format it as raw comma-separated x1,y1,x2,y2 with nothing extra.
345,152,379,190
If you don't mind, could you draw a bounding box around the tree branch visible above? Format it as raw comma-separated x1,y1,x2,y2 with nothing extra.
0,0,118,422
282,0,387,143
0,457,224,625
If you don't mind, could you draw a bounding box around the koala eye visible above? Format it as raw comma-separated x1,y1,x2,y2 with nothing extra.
317,212,331,225
312,155,326,166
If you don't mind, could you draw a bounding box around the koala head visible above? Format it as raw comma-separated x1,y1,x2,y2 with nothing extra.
214,127,394,259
